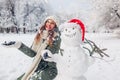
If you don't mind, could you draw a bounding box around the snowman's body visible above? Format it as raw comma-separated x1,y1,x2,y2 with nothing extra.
42,22,93,80
53,46,89,80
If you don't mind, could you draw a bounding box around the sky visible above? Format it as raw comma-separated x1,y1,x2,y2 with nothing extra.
48,0,93,14
47,0,94,26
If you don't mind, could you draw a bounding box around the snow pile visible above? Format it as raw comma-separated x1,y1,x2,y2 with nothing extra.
0,33,120,80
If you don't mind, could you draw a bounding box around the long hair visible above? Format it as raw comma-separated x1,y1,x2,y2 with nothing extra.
34,21,57,46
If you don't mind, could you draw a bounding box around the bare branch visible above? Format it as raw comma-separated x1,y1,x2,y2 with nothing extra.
84,38,109,57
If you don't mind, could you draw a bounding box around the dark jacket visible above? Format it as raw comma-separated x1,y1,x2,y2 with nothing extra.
17,30,61,80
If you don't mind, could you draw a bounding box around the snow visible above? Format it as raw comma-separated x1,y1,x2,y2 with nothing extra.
0,33,120,80
0,33,35,80
85,33,120,80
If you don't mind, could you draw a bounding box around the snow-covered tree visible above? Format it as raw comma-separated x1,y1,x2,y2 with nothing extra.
0,0,51,33
91,0,120,33
14,0,51,32
0,0,15,33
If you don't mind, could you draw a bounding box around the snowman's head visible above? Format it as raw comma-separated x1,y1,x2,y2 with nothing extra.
59,19,85,46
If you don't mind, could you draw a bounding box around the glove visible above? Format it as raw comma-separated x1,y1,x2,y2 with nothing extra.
41,50,52,60
43,52,51,59
2,41,22,48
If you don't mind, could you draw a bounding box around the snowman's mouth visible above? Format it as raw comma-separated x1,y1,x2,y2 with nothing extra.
65,32,76,38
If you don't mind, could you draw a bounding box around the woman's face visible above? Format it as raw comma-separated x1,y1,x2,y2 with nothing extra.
45,19,56,30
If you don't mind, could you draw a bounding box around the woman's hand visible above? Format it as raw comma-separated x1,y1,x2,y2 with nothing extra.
2,41,22,48
41,50,54,62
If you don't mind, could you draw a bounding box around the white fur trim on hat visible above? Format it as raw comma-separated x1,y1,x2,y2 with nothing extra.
44,16,59,26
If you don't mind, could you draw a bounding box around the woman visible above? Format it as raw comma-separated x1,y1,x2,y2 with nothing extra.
2,16,61,80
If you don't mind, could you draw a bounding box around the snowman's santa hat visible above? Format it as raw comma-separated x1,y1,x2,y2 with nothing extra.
68,19,85,41
59,19,85,41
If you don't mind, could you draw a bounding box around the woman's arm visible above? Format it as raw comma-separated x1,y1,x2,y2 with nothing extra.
18,43,36,57
2,41,36,57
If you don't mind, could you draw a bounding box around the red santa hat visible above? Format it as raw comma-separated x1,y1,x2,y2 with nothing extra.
68,19,85,41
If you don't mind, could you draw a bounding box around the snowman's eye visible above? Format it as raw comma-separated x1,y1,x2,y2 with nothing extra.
65,29,67,31
73,27,75,30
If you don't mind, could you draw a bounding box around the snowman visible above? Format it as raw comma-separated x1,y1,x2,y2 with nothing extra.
42,19,94,80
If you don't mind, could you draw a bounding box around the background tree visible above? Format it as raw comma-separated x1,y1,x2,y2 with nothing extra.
91,0,120,33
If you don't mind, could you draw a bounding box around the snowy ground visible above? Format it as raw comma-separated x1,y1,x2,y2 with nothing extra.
0,33,120,80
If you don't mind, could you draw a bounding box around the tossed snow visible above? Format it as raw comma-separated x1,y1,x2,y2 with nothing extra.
0,33,120,80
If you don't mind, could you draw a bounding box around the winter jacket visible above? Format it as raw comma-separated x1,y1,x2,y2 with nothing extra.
17,30,61,80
